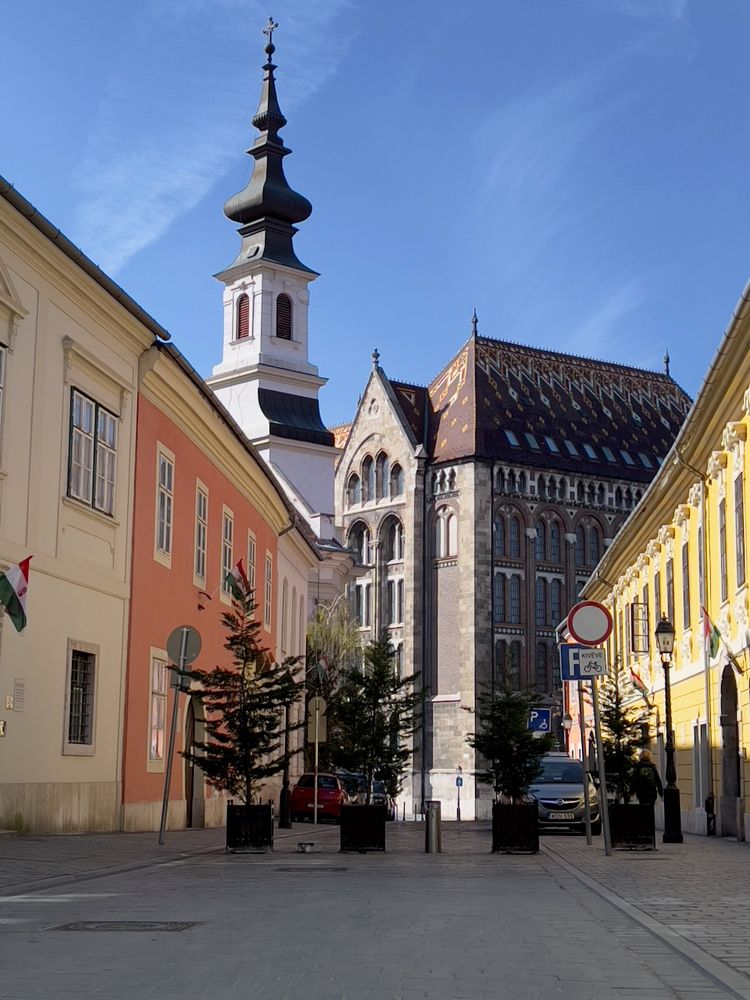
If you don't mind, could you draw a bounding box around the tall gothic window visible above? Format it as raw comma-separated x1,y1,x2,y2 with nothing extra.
346,473,361,506
276,293,292,340
493,575,505,623
589,526,601,566
509,575,521,623
535,520,546,561
550,521,561,562
551,579,563,624
535,642,548,692
390,463,404,496
362,456,375,502
493,514,505,557
236,293,250,340
575,525,586,566
509,516,521,558
349,522,371,565
535,578,547,626
375,452,390,500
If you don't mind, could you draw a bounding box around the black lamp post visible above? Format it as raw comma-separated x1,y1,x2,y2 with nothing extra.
278,670,295,830
654,615,683,844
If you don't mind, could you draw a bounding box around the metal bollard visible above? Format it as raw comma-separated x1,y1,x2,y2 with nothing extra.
425,800,442,853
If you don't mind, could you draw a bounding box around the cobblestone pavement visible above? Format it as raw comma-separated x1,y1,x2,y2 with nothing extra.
543,831,750,995
0,821,744,999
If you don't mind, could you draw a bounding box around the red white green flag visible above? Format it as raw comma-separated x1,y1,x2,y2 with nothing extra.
629,666,653,708
702,606,721,659
225,559,250,601
0,557,32,633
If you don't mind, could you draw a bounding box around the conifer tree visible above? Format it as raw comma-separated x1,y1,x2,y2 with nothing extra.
467,685,554,802
598,658,650,803
330,634,423,803
181,590,300,805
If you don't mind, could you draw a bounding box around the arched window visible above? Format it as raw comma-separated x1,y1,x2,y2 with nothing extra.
362,456,375,502
375,452,389,500
550,579,563,624
550,521,561,562
495,639,507,678
493,575,505,623
349,522,371,565
534,520,546,561
346,473,361,507
575,525,586,566
519,471,527,494
445,513,457,556
276,293,292,340
435,506,457,558
558,478,567,500
507,470,517,493
535,577,547,626
509,575,521,623
597,484,605,506
589,526,601,566
509,641,522,688
493,514,505,557
577,481,584,502
389,463,404,498
236,293,250,340
496,468,506,492
448,469,456,491
538,475,546,498
384,519,404,561
509,516,521,558
535,642,548,692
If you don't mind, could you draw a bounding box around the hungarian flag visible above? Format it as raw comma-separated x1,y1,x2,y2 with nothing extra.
0,557,31,633
225,559,250,600
702,606,721,659
630,666,653,708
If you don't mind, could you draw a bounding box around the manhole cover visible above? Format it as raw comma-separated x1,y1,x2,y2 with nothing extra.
54,921,198,932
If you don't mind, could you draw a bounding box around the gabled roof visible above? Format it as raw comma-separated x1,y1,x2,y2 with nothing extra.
423,335,691,479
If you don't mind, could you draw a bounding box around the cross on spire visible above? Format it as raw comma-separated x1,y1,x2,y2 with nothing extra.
263,16,278,59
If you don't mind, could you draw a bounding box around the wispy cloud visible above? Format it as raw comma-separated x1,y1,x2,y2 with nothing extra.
559,278,647,360
73,0,355,274
608,0,687,19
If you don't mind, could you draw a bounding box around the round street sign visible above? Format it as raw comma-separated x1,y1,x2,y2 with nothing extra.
567,601,613,647
166,625,202,666
308,696,327,717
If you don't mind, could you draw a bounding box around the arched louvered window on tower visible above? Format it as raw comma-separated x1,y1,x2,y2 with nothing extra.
276,293,292,340
534,520,546,561
236,293,250,340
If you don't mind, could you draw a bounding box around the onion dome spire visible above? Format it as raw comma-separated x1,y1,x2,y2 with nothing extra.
222,18,315,273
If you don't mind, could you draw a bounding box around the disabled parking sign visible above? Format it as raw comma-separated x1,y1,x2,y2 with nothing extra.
528,708,552,733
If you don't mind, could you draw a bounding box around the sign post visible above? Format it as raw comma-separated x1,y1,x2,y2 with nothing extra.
578,681,592,845
307,696,327,825
455,768,463,822
159,625,201,845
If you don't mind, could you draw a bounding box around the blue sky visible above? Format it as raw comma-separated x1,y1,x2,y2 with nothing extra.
4,1,749,426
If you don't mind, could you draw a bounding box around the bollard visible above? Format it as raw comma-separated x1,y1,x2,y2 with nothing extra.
425,800,442,853
705,794,716,837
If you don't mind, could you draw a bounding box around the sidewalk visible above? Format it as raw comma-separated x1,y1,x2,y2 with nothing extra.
544,832,750,996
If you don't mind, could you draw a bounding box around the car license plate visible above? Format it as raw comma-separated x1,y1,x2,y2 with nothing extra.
549,811,575,820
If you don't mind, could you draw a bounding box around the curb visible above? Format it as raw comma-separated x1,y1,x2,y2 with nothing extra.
542,842,750,1000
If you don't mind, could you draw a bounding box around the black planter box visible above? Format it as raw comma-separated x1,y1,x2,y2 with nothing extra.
339,804,387,853
226,803,274,853
492,802,539,854
609,803,655,849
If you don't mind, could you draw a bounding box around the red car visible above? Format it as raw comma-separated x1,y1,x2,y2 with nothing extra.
291,773,350,823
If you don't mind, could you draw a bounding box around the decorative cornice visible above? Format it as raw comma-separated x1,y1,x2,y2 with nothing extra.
646,539,660,559
706,450,728,480
722,420,747,451
673,504,691,528
688,482,702,508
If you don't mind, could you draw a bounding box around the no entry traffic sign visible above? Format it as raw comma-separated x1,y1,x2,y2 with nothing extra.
567,601,613,647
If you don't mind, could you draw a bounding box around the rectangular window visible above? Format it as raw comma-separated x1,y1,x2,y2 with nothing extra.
525,432,540,450
620,450,635,466
509,576,521,623
194,486,208,580
156,453,174,555
682,542,690,629
666,558,674,624
602,446,616,463
149,658,169,761
221,510,234,595
544,436,559,453
583,443,597,460
654,571,662,621
67,649,95,746
719,499,727,602
365,583,371,627
264,553,273,629
68,389,117,515
630,602,649,654
736,475,746,588
247,533,257,596
504,429,520,447
564,440,579,456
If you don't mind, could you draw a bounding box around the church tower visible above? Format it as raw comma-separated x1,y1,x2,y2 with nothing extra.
207,19,336,535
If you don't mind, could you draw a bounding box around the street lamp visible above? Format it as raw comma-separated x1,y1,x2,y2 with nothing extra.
562,713,573,753
654,615,683,844
278,669,296,830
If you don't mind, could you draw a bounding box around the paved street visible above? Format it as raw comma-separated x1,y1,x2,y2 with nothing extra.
0,822,748,999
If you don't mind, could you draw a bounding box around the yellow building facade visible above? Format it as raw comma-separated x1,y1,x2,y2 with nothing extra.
580,283,750,838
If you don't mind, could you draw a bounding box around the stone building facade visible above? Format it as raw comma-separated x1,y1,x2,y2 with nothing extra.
335,331,691,819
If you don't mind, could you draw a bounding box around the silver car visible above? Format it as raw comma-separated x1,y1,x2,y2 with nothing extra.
529,753,601,835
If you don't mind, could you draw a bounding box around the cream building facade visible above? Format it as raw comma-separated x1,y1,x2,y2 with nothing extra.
580,282,750,839
0,178,168,833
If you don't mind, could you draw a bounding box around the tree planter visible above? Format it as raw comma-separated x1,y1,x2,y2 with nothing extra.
492,802,539,854
339,804,386,853
608,803,655,850
226,803,274,853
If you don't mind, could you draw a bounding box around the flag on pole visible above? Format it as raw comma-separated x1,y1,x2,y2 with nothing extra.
224,559,250,601
629,665,653,708
703,606,743,674
0,557,32,633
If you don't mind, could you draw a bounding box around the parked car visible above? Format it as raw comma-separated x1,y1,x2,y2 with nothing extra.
372,780,397,821
528,752,601,835
290,773,350,823
335,771,397,820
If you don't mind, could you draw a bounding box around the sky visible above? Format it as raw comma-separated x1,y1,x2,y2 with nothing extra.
4,1,750,427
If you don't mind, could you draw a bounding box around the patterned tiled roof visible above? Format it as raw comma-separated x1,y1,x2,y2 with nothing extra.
425,336,691,480
330,423,351,450
389,380,428,445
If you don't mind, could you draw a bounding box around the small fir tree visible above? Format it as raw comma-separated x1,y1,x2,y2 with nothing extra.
330,634,424,804
467,685,554,802
181,590,300,805
598,659,650,803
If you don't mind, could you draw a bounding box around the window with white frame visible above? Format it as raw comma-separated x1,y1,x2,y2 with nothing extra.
221,510,234,595
66,646,96,748
149,657,169,761
156,452,174,555
281,578,289,651
264,553,273,628
387,579,404,625
68,388,118,515
247,532,257,596
194,486,208,580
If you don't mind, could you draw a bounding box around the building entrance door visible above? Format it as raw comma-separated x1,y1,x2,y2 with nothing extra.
720,666,740,837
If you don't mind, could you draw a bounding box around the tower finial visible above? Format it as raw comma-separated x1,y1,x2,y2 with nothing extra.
372,348,380,368
663,349,671,378
471,308,478,338
263,16,278,59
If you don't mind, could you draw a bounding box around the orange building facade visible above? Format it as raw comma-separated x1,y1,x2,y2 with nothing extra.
122,343,315,831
